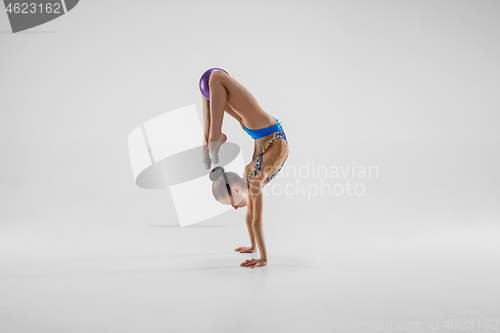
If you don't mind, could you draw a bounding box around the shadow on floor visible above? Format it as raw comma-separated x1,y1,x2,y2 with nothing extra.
0,31,56,34
149,225,224,228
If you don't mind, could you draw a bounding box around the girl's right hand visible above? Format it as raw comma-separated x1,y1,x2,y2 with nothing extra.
235,246,256,253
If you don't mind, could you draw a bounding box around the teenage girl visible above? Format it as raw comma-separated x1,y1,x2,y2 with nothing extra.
200,68,289,269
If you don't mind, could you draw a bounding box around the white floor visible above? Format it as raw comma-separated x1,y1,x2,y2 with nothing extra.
1,225,499,333
1,0,499,331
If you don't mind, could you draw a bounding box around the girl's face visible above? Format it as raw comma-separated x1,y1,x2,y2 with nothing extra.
218,185,249,210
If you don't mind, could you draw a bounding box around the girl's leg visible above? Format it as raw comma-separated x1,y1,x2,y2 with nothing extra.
204,92,240,141
224,101,244,130
207,70,275,131
201,91,237,168
202,95,210,145
207,72,228,156
201,96,213,169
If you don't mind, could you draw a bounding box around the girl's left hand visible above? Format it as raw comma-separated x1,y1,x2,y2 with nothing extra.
240,258,267,268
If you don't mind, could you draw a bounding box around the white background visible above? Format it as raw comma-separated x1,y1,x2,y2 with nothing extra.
1,1,499,332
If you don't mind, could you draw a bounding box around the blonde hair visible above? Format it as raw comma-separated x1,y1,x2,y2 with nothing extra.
209,167,246,201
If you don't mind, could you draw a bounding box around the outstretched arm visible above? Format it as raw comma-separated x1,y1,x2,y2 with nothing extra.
241,177,267,268
235,195,257,253
245,195,257,249
251,183,266,262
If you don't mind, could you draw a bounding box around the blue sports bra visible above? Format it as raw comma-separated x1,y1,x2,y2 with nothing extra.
244,117,282,139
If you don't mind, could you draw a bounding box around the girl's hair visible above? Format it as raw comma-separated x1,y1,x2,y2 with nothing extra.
209,166,246,200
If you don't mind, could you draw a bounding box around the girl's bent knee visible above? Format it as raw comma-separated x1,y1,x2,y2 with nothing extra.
208,70,225,86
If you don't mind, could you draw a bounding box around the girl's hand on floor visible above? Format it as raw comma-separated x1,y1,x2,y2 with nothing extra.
235,246,256,253
240,258,267,269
